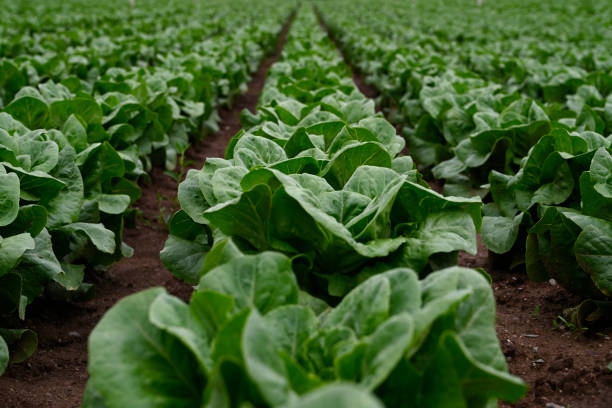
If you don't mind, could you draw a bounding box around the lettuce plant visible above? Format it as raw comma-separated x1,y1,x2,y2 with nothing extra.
161,10,483,299
86,252,526,408
526,148,612,299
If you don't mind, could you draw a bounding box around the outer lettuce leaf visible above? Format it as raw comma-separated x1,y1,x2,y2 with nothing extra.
0,328,38,376
87,288,205,408
0,336,8,375
0,172,20,227
528,207,607,298
281,384,384,408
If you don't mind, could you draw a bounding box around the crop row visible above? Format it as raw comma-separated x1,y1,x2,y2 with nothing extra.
318,0,612,321
85,7,526,407
0,0,294,374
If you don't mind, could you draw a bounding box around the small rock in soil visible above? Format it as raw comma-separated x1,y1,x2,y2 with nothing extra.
549,357,573,372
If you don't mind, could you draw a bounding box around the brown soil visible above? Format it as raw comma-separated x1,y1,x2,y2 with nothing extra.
461,241,612,408
320,14,612,407
0,14,294,408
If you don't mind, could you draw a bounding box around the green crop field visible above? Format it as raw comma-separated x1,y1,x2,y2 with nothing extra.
0,0,610,407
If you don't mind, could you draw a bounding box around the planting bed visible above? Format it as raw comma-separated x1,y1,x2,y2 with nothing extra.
329,23,612,408
321,13,611,406
0,11,294,408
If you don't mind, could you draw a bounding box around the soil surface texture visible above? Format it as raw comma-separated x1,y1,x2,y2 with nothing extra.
0,14,294,408
461,242,612,408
